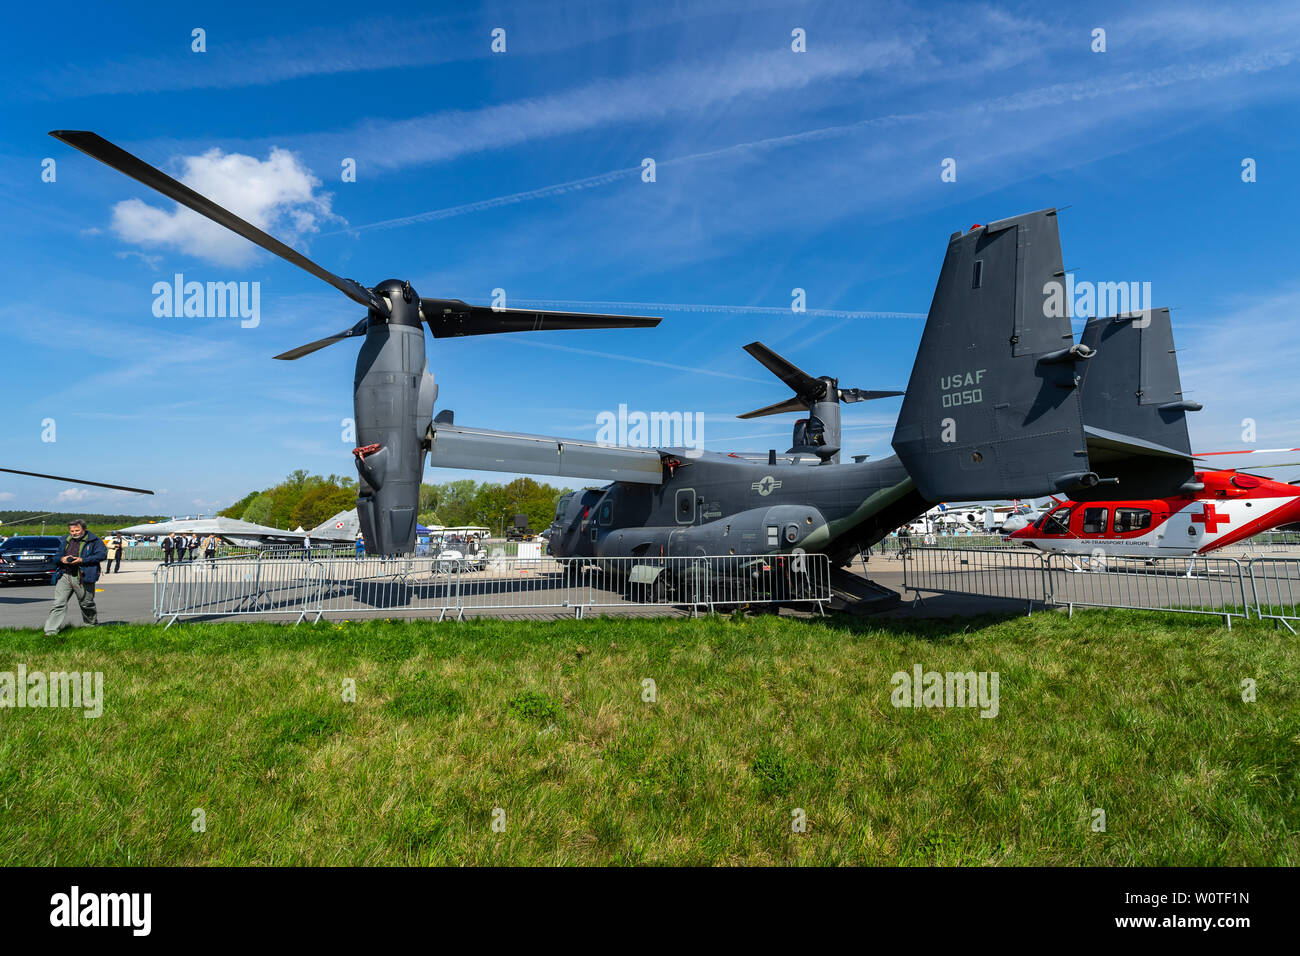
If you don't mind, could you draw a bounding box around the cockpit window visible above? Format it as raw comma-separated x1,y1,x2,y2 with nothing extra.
1042,506,1073,535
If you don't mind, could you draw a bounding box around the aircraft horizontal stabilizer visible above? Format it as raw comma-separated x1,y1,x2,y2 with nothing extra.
427,424,665,485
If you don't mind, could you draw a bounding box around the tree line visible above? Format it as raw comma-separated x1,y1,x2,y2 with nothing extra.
218,471,572,534
0,510,168,538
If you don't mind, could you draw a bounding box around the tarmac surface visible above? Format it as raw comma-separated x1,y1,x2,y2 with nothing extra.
0,555,1045,630
4,548,1295,630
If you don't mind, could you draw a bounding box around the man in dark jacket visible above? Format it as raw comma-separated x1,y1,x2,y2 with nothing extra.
161,533,174,565
43,520,107,635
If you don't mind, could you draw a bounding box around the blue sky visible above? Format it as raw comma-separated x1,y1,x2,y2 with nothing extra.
2,0,1299,517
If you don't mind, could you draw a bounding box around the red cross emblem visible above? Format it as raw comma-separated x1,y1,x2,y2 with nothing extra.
1192,503,1230,533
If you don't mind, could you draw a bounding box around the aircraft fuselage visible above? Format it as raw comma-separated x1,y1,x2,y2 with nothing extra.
547,451,926,566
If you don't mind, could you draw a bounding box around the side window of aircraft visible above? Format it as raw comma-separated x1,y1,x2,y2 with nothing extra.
1043,506,1073,535
972,259,984,289
1114,508,1153,533
599,501,613,526
1082,507,1108,535
806,417,826,446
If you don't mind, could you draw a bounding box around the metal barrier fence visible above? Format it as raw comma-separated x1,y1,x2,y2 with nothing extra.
897,546,1050,610
1246,556,1300,633
153,553,832,625
877,534,1015,554
1044,553,1251,625
902,547,1300,630
126,545,357,562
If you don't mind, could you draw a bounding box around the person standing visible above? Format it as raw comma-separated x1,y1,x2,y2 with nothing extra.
203,534,217,561
106,534,124,574
355,534,365,560
302,534,312,560
161,533,174,565
44,520,107,635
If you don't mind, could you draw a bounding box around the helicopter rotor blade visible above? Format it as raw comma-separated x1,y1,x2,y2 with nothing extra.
273,319,369,360
48,130,387,316
0,467,153,495
742,342,824,400
420,299,660,337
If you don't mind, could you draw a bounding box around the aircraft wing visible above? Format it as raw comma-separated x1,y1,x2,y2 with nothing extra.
427,424,665,485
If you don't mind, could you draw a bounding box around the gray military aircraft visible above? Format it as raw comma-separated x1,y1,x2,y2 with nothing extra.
424,209,1201,576
50,131,659,556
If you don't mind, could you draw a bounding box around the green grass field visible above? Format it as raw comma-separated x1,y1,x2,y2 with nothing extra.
0,610,1295,865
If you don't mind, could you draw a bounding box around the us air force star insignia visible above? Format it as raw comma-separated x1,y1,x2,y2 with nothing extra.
752,475,782,496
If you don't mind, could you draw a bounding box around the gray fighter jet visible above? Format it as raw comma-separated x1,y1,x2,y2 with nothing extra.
425,209,1201,573
50,131,659,556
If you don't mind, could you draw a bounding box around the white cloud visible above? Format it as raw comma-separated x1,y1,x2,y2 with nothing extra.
0,492,14,501
55,488,92,503
110,147,337,267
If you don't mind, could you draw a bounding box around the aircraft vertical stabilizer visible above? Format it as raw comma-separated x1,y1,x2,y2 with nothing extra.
891,209,1094,502
1072,307,1199,499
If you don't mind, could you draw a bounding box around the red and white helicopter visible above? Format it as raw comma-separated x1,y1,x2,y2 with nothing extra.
1006,449,1300,561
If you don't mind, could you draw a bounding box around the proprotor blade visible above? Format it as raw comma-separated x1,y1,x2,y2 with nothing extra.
421,299,660,338
839,387,905,403
0,467,153,495
273,319,369,360
743,342,824,400
48,130,386,316
737,396,810,419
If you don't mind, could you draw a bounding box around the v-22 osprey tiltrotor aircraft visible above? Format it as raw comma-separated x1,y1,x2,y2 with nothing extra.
51,132,1203,570
422,209,1204,571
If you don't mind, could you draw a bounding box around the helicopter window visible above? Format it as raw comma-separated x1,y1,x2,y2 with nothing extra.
972,259,984,289
1082,508,1108,535
1042,506,1073,535
599,501,613,526
1114,508,1153,533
